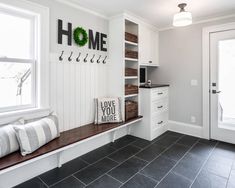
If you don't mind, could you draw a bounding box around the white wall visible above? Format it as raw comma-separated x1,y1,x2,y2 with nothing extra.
149,16,235,127
29,0,109,131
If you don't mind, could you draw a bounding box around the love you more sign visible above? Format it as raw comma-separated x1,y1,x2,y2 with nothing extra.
95,98,122,124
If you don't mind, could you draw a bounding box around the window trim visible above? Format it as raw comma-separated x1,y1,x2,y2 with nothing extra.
0,0,49,124
0,5,37,113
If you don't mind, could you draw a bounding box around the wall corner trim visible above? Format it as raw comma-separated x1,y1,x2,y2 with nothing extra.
167,120,203,138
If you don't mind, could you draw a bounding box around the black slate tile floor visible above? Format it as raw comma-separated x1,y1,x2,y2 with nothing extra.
15,131,235,188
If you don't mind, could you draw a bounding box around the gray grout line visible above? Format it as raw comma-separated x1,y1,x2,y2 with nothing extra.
153,138,201,188
82,134,174,188
226,159,235,188
133,156,150,163
72,175,86,186
70,136,145,186
115,134,185,188
189,141,219,188
38,176,49,188
138,171,159,183
47,162,90,187
84,154,137,186
106,157,120,164
23,132,180,187
79,157,91,165
172,171,194,182
106,173,123,184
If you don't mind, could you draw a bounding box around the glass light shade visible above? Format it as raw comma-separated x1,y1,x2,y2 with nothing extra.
173,11,192,27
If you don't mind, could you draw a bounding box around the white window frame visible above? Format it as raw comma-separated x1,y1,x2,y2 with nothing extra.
0,0,50,124
0,9,36,113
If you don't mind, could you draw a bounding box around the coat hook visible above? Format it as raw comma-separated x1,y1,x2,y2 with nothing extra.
103,56,107,64
97,55,101,63
84,53,88,62
68,51,73,62
76,52,81,62
90,54,95,63
59,51,64,61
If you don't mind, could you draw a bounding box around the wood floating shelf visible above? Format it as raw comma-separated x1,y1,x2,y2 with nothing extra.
125,40,138,46
125,58,138,62
125,94,138,98
125,76,138,79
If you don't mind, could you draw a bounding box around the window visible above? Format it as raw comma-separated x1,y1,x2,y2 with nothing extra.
0,6,37,113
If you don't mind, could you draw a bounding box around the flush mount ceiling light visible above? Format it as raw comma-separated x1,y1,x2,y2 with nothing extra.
173,3,192,27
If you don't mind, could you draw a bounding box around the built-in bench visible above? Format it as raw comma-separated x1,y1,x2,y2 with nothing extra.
0,116,142,173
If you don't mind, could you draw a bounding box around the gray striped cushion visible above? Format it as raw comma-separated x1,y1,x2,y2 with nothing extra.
14,114,60,156
0,119,24,158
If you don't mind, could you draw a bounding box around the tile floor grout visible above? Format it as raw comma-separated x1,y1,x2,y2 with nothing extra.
72,174,87,186
38,176,50,188
153,137,200,188
106,173,124,184
18,132,235,188
189,141,219,188
113,134,185,188
47,136,140,187
80,132,175,187
226,158,235,188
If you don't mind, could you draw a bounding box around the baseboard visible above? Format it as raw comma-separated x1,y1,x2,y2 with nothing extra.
167,120,203,138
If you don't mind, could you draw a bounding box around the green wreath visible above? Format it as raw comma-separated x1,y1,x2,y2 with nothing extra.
73,27,88,47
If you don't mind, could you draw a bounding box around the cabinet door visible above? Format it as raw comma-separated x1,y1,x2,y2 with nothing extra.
150,30,159,66
139,24,159,66
139,24,151,65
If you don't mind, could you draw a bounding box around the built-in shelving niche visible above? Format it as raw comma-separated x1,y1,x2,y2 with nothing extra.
124,19,140,119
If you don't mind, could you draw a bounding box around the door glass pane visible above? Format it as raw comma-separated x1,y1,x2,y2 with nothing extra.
0,62,32,109
0,12,32,59
218,39,235,125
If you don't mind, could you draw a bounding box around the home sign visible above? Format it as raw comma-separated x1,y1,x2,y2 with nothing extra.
58,19,107,52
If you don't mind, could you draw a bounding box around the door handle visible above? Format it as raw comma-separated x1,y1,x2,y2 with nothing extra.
212,90,221,94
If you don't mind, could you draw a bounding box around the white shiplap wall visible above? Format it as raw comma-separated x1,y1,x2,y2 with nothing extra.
50,52,108,131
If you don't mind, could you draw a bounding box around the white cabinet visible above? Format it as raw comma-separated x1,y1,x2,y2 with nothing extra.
139,24,159,66
131,87,169,140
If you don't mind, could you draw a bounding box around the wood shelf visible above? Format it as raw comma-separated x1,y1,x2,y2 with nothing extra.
125,94,138,98
125,40,138,46
125,76,138,79
125,58,138,62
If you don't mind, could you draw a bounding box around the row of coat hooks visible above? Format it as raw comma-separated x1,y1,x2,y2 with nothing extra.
59,51,107,64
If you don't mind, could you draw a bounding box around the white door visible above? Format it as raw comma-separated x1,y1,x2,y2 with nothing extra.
210,29,235,144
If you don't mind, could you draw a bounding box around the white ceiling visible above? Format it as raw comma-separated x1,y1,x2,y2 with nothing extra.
66,0,235,29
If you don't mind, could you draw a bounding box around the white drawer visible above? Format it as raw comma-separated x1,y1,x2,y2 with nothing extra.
152,99,168,114
151,111,168,129
151,87,168,101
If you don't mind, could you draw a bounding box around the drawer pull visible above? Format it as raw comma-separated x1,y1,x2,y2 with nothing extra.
149,61,152,64
158,121,163,124
157,106,163,109
158,92,163,95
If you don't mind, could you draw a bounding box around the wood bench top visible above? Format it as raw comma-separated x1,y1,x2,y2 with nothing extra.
0,116,142,171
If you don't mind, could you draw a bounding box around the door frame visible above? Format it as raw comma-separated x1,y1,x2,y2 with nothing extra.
202,22,235,139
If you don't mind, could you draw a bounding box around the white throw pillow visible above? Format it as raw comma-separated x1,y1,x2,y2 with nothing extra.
14,113,60,156
0,118,24,158
94,97,122,124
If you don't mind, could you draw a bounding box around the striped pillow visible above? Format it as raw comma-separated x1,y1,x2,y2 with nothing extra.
0,119,24,158
14,114,60,156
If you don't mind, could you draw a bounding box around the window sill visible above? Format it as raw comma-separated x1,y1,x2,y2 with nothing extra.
0,107,51,125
